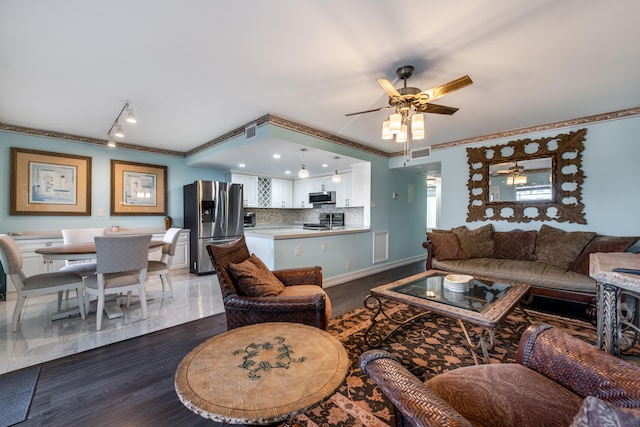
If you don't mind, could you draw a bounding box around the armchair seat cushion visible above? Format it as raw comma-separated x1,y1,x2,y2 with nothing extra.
426,363,583,427
278,285,332,324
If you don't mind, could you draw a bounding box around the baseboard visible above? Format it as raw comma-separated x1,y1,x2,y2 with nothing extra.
322,255,425,288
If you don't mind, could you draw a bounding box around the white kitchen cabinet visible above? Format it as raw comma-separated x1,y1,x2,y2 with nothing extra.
310,177,326,192
293,178,313,208
227,173,258,207
335,172,352,207
271,178,293,208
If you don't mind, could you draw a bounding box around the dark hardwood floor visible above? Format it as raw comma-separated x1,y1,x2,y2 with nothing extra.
18,262,426,427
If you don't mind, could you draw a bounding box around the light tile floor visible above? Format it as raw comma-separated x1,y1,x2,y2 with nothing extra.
0,271,224,374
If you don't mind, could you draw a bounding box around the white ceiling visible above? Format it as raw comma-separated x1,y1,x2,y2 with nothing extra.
1,1,639,177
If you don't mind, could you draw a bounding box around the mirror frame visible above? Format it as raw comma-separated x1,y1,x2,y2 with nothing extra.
466,128,587,224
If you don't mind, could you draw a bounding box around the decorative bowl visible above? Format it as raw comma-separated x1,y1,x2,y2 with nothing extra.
443,274,473,293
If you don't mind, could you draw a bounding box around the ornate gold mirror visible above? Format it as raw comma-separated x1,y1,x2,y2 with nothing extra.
466,128,587,224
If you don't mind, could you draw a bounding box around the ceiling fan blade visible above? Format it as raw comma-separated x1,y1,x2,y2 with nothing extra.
344,106,391,117
416,103,459,115
417,75,473,104
377,78,402,99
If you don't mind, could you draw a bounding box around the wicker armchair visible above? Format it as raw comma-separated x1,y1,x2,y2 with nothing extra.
360,323,640,427
206,236,330,330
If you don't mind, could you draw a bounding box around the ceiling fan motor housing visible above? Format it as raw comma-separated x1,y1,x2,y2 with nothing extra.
396,65,414,80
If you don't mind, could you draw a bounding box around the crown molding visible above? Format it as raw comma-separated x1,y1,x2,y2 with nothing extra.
401,107,640,155
0,122,185,157
3,107,640,160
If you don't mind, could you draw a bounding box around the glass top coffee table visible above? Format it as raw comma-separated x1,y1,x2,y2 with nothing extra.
364,270,530,364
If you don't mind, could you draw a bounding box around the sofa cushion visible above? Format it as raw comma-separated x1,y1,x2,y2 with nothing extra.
452,224,494,258
535,225,596,270
493,230,537,261
569,236,638,276
427,231,467,260
570,396,640,427
432,257,596,294
426,363,583,427
228,254,285,297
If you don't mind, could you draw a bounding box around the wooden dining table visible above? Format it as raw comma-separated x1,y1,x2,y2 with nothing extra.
35,238,164,320
35,239,164,262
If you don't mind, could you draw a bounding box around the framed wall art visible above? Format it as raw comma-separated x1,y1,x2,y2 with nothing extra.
10,147,92,216
111,159,167,216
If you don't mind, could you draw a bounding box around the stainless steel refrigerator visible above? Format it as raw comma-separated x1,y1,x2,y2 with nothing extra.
184,180,244,275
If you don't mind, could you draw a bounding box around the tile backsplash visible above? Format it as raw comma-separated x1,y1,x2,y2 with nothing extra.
245,206,364,227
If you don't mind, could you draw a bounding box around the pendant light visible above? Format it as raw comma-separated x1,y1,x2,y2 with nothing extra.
331,156,341,183
298,148,309,178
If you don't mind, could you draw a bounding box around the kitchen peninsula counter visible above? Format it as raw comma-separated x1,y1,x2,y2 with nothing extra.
244,226,369,240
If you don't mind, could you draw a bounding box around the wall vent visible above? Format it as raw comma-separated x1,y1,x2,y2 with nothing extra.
245,124,257,140
411,147,431,159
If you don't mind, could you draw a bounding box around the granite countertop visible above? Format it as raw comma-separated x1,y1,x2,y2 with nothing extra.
244,226,369,240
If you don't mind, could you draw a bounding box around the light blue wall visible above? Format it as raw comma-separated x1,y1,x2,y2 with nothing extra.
0,131,222,232
401,116,640,236
1,125,430,275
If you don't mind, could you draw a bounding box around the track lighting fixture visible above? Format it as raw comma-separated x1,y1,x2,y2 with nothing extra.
107,102,137,145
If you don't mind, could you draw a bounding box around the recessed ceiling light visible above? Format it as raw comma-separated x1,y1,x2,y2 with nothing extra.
239,163,246,168
273,154,281,159
285,170,291,174
322,163,328,168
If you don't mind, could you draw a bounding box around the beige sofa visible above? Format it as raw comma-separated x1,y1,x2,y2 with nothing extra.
423,224,639,319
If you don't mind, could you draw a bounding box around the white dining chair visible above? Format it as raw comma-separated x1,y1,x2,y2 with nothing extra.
83,235,151,331
59,228,106,273
146,228,181,297
58,228,106,309
0,234,86,333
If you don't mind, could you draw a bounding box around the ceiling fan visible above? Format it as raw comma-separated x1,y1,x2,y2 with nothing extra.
345,65,473,118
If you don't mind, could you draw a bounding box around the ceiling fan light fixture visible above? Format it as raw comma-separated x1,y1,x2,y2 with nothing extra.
411,113,425,139
389,112,402,134
514,175,527,185
396,124,408,143
381,119,393,139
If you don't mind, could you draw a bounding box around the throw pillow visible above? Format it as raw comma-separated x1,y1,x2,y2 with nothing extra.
570,396,640,427
569,236,638,276
493,230,538,261
535,225,597,270
427,232,467,260
228,254,285,297
452,224,494,258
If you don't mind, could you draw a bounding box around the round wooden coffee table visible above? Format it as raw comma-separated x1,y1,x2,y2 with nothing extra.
175,322,349,425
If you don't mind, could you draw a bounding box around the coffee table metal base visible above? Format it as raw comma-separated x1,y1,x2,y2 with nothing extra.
363,271,530,364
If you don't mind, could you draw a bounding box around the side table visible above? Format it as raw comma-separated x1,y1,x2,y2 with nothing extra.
590,252,640,355
175,322,349,425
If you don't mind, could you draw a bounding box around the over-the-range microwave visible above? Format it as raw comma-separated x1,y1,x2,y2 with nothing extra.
308,191,336,205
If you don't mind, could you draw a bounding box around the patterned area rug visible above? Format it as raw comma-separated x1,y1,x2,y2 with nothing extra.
292,302,639,427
